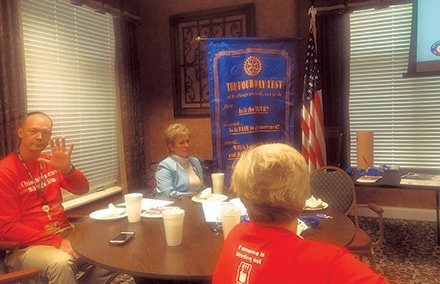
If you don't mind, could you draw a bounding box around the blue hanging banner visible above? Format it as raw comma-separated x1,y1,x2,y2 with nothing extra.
207,38,296,187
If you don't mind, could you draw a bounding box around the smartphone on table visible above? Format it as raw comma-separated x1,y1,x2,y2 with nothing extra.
108,231,135,245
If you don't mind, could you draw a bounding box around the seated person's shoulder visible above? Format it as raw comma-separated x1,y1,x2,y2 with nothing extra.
298,240,348,259
157,156,174,167
188,156,202,166
0,152,14,163
0,153,18,175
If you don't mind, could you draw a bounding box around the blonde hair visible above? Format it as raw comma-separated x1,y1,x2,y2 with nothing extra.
164,123,190,147
231,143,310,224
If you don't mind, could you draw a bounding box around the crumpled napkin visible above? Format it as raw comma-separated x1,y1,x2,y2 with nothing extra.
198,187,212,199
304,195,325,209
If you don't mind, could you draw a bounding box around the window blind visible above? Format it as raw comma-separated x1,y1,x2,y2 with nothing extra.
349,4,440,169
20,0,119,200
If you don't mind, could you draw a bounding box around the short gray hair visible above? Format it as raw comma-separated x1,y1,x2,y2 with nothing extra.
231,143,310,224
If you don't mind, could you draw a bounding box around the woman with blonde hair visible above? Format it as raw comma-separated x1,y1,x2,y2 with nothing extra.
155,123,205,197
213,143,386,283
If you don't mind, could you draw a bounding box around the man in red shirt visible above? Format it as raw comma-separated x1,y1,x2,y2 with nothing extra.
213,143,388,284
0,111,114,283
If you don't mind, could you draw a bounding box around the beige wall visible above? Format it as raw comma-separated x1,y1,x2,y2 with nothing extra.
136,0,311,165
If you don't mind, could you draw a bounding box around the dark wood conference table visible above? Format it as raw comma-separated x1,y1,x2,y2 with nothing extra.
70,196,355,281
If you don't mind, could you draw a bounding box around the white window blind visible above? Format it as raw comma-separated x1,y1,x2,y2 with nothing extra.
20,0,120,200
349,4,440,169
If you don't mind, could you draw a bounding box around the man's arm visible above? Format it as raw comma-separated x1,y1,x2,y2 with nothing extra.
60,168,89,194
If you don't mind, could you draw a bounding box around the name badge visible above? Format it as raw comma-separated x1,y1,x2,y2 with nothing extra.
45,222,60,234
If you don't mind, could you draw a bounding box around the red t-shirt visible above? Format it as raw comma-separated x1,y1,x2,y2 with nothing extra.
213,222,387,284
0,153,89,248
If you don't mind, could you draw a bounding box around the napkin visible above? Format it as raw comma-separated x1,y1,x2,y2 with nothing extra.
198,187,212,199
201,200,222,222
297,218,309,236
304,195,325,209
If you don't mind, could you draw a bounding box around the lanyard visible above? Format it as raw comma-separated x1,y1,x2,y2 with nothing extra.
15,152,47,204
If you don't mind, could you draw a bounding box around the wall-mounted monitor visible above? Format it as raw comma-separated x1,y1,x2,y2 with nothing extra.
406,0,440,77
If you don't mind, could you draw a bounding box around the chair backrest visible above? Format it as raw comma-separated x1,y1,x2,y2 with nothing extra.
310,166,358,223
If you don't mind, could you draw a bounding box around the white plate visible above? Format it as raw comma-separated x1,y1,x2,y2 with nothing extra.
141,206,181,218
303,202,329,211
89,208,127,221
191,194,228,203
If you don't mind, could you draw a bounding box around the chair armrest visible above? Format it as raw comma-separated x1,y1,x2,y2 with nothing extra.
357,203,384,215
368,203,384,214
357,203,384,247
0,267,39,283
0,241,20,250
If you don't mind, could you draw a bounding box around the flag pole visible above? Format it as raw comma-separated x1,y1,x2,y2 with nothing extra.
301,5,327,172
308,6,317,48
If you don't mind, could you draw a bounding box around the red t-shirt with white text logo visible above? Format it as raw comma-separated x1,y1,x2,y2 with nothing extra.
0,153,89,248
213,222,387,284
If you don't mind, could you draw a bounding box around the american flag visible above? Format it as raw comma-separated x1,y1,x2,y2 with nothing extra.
301,10,326,172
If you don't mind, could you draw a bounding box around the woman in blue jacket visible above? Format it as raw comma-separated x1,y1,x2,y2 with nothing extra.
155,123,205,197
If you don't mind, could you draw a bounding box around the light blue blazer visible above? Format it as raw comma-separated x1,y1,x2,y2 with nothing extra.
155,155,205,197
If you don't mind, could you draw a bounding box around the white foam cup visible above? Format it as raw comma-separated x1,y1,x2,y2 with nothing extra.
220,203,241,240
162,208,185,246
211,173,225,194
124,193,143,223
